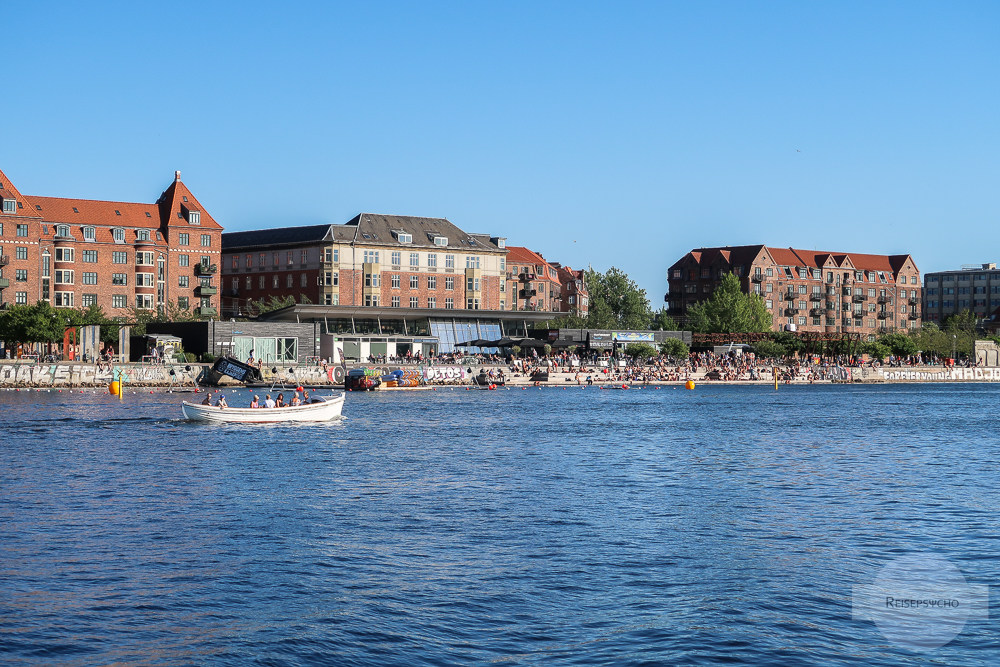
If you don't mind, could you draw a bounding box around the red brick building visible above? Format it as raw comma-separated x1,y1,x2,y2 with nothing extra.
505,246,562,312
0,168,222,318
221,214,508,314
553,264,589,318
667,245,921,337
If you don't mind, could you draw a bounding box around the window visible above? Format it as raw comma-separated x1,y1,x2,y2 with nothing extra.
112,228,125,243
113,251,128,264
178,233,190,245
300,250,308,266
15,291,27,304
82,272,98,285
465,256,480,269
427,276,437,289
391,274,400,288
81,294,97,307
364,294,380,306
428,297,436,308
445,277,454,290
112,273,128,285
112,294,127,308
466,297,480,310
409,276,419,289
445,255,455,269
410,252,419,267
201,234,211,247
135,229,149,241
301,273,307,287
83,226,96,242
410,297,419,308
245,276,252,290
324,247,339,263
177,296,189,310
15,269,27,281
272,253,279,268
324,271,339,287
1,198,15,213
54,292,74,307
445,297,454,309
286,274,293,288
136,294,154,309
397,232,412,244
363,250,379,264
179,275,189,288
427,254,437,268
55,270,74,285
178,254,190,267
433,236,448,247
391,251,401,267
285,251,293,266
16,224,28,237
79,249,98,263
136,273,154,287
245,254,252,268
466,277,480,291
259,276,265,289
366,273,381,287
273,275,279,288
391,296,400,307
16,246,27,260
136,251,154,266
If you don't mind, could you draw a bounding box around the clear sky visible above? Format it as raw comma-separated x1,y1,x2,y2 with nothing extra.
5,1,998,302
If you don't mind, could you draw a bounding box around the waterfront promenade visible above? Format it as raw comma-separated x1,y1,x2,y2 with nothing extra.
1,360,998,389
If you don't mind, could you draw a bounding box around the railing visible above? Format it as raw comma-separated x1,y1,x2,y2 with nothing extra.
751,274,763,282
810,308,824,316
909,297,919,305
853,294,865,302
195,306,218,318
0,255,9,267
519,289,537,298
197,285,218,296
877,296,892,304
195,263,218,276
520,272,536,281
0,278,9,289
785,307,799,315
877,311,889,319
810,293,823,301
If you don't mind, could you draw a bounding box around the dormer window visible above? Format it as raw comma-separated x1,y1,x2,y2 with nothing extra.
433,235,448,247
1,197,15,213
187,210,201,225
394,231,412,244
83,226,96,242
136,229,150,241
496,238,506,249
55,224,71,238
112,228,126,244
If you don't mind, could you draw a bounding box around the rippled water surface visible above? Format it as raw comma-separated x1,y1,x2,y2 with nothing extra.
1,384,998,665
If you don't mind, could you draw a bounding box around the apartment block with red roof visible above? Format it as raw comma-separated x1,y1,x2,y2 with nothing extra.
0,168,222,317
553,264,588,318
666,245,921,338
505,246,563,312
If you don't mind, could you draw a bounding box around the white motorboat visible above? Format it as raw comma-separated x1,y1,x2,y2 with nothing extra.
181,393,345,423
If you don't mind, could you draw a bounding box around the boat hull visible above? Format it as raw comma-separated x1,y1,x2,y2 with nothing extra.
182,393,345,423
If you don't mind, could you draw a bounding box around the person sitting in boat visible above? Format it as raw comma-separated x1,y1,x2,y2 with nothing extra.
217,394,228,409
250,395,260,408
264,393,276,408
290,392,301,406
302,389,315,403
275,393,286,408
202,392,213,405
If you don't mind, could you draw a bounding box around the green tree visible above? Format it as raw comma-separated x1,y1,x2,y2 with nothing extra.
585,267,652,330
542,314,588,329
650,307,681,331
751,340,786,359
771,331,805,355
625,342,658,359
658,337,690,357
878,332,918,357
686,273,772,333
862,341,891,361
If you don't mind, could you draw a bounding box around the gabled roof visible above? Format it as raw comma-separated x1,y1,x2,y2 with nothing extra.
506,245,549,265
156,172,222,229
346,213,505,252
673,244,919,278
29,196,160,229
0,167,42,219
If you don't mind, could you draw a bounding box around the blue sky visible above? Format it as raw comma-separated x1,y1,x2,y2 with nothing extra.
5,1,998,302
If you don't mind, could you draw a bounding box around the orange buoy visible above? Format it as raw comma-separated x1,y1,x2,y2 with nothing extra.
685,380,696,390
109,381,121,396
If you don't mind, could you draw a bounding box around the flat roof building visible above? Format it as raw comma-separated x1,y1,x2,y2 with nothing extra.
922,263,1000,323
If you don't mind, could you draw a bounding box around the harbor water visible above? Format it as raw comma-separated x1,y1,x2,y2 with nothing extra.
1,384,998,665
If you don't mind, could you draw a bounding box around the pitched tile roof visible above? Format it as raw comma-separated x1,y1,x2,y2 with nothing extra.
0,167,42,219
675,244,918,276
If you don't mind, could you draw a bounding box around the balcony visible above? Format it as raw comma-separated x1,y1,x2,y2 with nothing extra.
852,294,865,303
784,307,799,315
195,263,218,276
909,297,919,305
751,274,763,282
909,312,920,319
519,289,537,298
196,285,218,296
785,292,797,300
877,311,889,319
877,296,892,304
519,272,536,281
809,293,823,301
0,278,9,289
0,255,9,267
842,287,852,296
195,306,218,318
810,307,824,317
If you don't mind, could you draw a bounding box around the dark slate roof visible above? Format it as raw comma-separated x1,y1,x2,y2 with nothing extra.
346,213,505,252
222,224,349,250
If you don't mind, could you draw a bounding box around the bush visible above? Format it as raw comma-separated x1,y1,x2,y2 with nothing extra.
659,338,690,357
185,352,198,363
751,340,786,359
625,343,658,360
201,352,215,363
862,341,891,361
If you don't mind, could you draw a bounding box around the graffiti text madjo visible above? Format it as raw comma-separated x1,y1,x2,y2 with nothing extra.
880,368,1000,382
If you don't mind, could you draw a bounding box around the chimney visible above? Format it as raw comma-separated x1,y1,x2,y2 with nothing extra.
175,170,181,181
